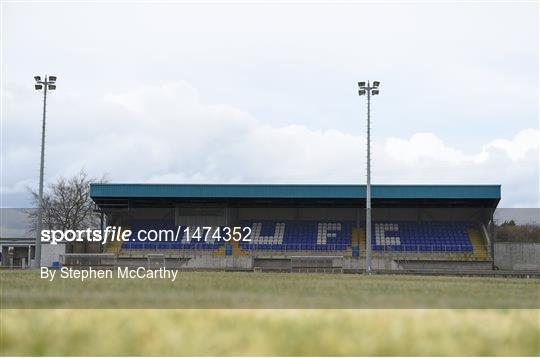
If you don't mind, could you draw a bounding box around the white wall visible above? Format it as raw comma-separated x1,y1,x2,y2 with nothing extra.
41,244,66,267
494,243,540,270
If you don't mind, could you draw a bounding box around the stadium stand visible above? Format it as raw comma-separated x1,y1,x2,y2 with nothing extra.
122,221,224,250
117,220,487,258
92,184,499,270
240,221,352,251
372,221,473,253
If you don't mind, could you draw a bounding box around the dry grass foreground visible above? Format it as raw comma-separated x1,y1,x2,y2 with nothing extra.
1,309,539,356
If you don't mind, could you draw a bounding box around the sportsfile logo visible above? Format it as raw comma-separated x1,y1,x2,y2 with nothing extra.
40,226,252,245
41,227,130,245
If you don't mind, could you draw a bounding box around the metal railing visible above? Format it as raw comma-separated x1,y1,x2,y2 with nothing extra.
119,242,488,255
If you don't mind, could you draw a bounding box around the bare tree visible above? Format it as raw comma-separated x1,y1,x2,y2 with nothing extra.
26,170,107,234
496,222,540,243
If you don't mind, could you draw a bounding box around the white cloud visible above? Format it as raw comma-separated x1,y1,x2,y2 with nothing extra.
378,128,539,207
384,133,472,165
3,81,538,208
3,2,537,209
383,129,540,166
482,129,539,161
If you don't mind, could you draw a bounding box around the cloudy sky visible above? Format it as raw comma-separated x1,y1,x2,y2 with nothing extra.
1,1,538,208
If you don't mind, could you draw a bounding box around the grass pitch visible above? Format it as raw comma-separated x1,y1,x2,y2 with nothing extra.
1,270,539,356
1,270,538,308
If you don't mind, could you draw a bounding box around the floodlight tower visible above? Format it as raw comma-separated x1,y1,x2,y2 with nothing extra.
358,80,380,274
33,75,57,268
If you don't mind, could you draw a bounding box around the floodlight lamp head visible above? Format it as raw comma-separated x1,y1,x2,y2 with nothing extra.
48,84,56,90
35,84,43,90
358,90,366,96
372,90,379,95
34,76,41,82
358,81,366,88
48,75,57,82
373,81,380,87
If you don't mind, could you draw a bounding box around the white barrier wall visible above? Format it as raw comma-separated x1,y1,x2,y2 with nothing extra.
41,244,66,267
494,242,540,270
